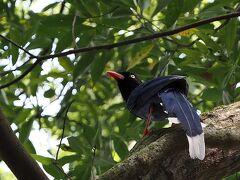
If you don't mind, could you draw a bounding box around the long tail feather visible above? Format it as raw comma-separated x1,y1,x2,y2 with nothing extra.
187,133,205,160
159,90,205,160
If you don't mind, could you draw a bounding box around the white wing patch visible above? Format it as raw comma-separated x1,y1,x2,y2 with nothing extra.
168,117,180,124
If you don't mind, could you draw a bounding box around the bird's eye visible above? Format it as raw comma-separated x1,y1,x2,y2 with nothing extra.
130,75,135,78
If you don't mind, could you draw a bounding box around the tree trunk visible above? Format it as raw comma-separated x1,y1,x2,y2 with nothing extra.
99,102,240,180
0,109,49,180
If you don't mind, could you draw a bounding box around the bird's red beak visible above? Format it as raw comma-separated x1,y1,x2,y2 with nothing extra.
106,71,124,80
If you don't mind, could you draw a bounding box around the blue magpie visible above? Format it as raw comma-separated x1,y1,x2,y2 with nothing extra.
107,71,205,160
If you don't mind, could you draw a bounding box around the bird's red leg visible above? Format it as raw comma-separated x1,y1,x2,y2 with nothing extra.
143,106,152,136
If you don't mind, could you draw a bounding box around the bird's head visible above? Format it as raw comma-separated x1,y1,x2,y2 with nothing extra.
107,71,142,101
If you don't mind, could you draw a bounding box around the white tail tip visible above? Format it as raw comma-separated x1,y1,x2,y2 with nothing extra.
187,133,205,160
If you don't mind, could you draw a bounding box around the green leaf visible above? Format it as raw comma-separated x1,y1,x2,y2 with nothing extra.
196,31,220,51
164,0,183,27
223,19,237,53
137,0,151,11
19,118,34,143
0,90,9,105
58,57,74,72
153,54,171,76
101,17,131,29
112,135,128,160
67,136,91,153
42,2,59,12
73,53,96,80
153,0,172,15
80,0,100,17
195,41,208,54
44,89,55,98
43,164,66,179
91,52,112,82
57,154,79,166
29,65,42,95
202,88,222,101
10,45,18,65
55,30,72,52
15,109,32,124
27,36,52,50
200,0,232,18
112,7,132,17
23,139,36,154
182,0,199,13
119,0,135,8
31,154,53,165
128,44,154,70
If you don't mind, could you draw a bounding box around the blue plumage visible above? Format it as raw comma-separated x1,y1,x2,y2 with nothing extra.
159,89,202,136
107,71,205,160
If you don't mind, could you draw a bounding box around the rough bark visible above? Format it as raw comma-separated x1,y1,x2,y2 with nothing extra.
0,109,49,180
99,102,240,180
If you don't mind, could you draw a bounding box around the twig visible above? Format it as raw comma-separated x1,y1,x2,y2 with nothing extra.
0,58,33,77
59,1,66,14
54,100,74,179
0,34,36,58
53,163,72,180
0,59,41,89
72,14,78,48
55,100,74,161
91,145,97,180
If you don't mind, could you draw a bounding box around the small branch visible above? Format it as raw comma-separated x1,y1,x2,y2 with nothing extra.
91,145,97,180
0,58,33,77
56,100,74,161
72,14,78,48
54,100,74,180
0,58,40,89
59,1,66,14
0,34,36,58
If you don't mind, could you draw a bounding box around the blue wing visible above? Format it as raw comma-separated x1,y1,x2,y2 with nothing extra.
127,75,188,111
159,89,202,136
126,75,188,120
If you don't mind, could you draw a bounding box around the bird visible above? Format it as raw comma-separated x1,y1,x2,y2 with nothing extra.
107,70,205,160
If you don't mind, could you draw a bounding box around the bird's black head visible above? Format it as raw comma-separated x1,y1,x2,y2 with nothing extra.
107,71,142,101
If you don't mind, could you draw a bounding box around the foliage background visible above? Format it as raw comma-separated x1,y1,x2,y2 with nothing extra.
0,0,239,179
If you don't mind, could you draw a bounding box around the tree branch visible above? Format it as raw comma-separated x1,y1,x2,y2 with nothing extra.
0,11,240,90
0,109,49,180
37,11,240,59
99,101,240,180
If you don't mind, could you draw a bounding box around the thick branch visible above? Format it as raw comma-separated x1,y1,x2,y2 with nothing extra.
0,109,49,180
99,102,240,180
